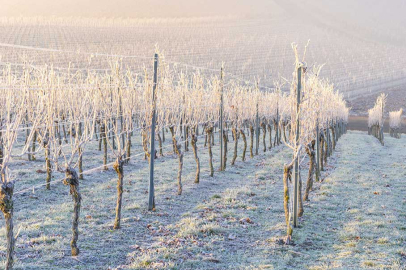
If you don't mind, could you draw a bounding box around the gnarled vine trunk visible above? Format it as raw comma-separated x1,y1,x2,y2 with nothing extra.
320,134,324,172
282,121,287,143
223,130,228,170
191,133,200,184
142,128,151,162
157,132,163,157
304,141,315,201
126,132,132,163
283,164,293,245
113,157,124,229
31,130,37,161
249,125,254,158
169,126,176,154
330,125,336,151
273,119,278,146
298,173,304,217
98,123,102,151
261,122,267,152
172,137,183,195
62,122,68,143
78,123,83,180
240,129,247,161
0,182,15,269
206,127,214,177
231,128,238,165
43,135,52,190
63,167,81,256
185,126,189,152
142,128,149,160
204,124,208,147
267,124,272,150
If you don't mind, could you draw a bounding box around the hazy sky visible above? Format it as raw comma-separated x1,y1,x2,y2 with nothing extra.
0,0,403,36
0,0,275,18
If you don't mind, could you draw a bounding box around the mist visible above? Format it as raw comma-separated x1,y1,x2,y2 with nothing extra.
0,0,276,18
0,1,405,268
1,0,404,36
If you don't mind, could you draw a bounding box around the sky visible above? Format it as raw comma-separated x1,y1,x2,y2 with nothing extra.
1,0,403,33
0,0,276,18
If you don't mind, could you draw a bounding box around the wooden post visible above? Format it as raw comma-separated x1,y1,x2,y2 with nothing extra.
148,53,158,211
315,118,320,182
119,86,125,149
183,125,187,151
381,100,384,145
255,101,259,155
219,67,224,171
326,123,330,157
293,65,302,228
276,105,279,145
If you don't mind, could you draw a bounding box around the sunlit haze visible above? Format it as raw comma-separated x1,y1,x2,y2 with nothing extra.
0,1,404,269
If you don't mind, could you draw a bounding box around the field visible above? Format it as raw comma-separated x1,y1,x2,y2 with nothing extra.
0,1,405,269
0,130,404,269
1,5,406,99
348,87,406,116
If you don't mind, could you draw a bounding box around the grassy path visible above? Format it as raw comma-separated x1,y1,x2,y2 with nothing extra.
1,131,405,269
292,131,406,270
125,131,405,269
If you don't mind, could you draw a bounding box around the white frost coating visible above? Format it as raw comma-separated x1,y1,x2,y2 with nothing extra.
368,94,387,128
0,0,405,100
389,109,403,130
282,44,349,153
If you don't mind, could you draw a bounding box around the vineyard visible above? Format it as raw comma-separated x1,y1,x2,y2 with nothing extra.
0,5,405,270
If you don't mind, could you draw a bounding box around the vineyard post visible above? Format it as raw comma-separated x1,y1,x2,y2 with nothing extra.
148,53,158,211
119,86,125,148
219,66,224,171
329,120,332,155
335,118,339,140
381,99,384,145
183,123,187,151
293,64,303,228
255,99,259,155
315,118,320,182
276,101,279,146
326,121,330,157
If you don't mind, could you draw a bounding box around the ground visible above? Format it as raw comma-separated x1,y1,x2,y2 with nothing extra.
0,130,405,269
347,116,406,133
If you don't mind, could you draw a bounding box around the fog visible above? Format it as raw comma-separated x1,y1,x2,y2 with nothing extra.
1,0,405,100
0,0,402,23
1,0,404,34
0,0,276,18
